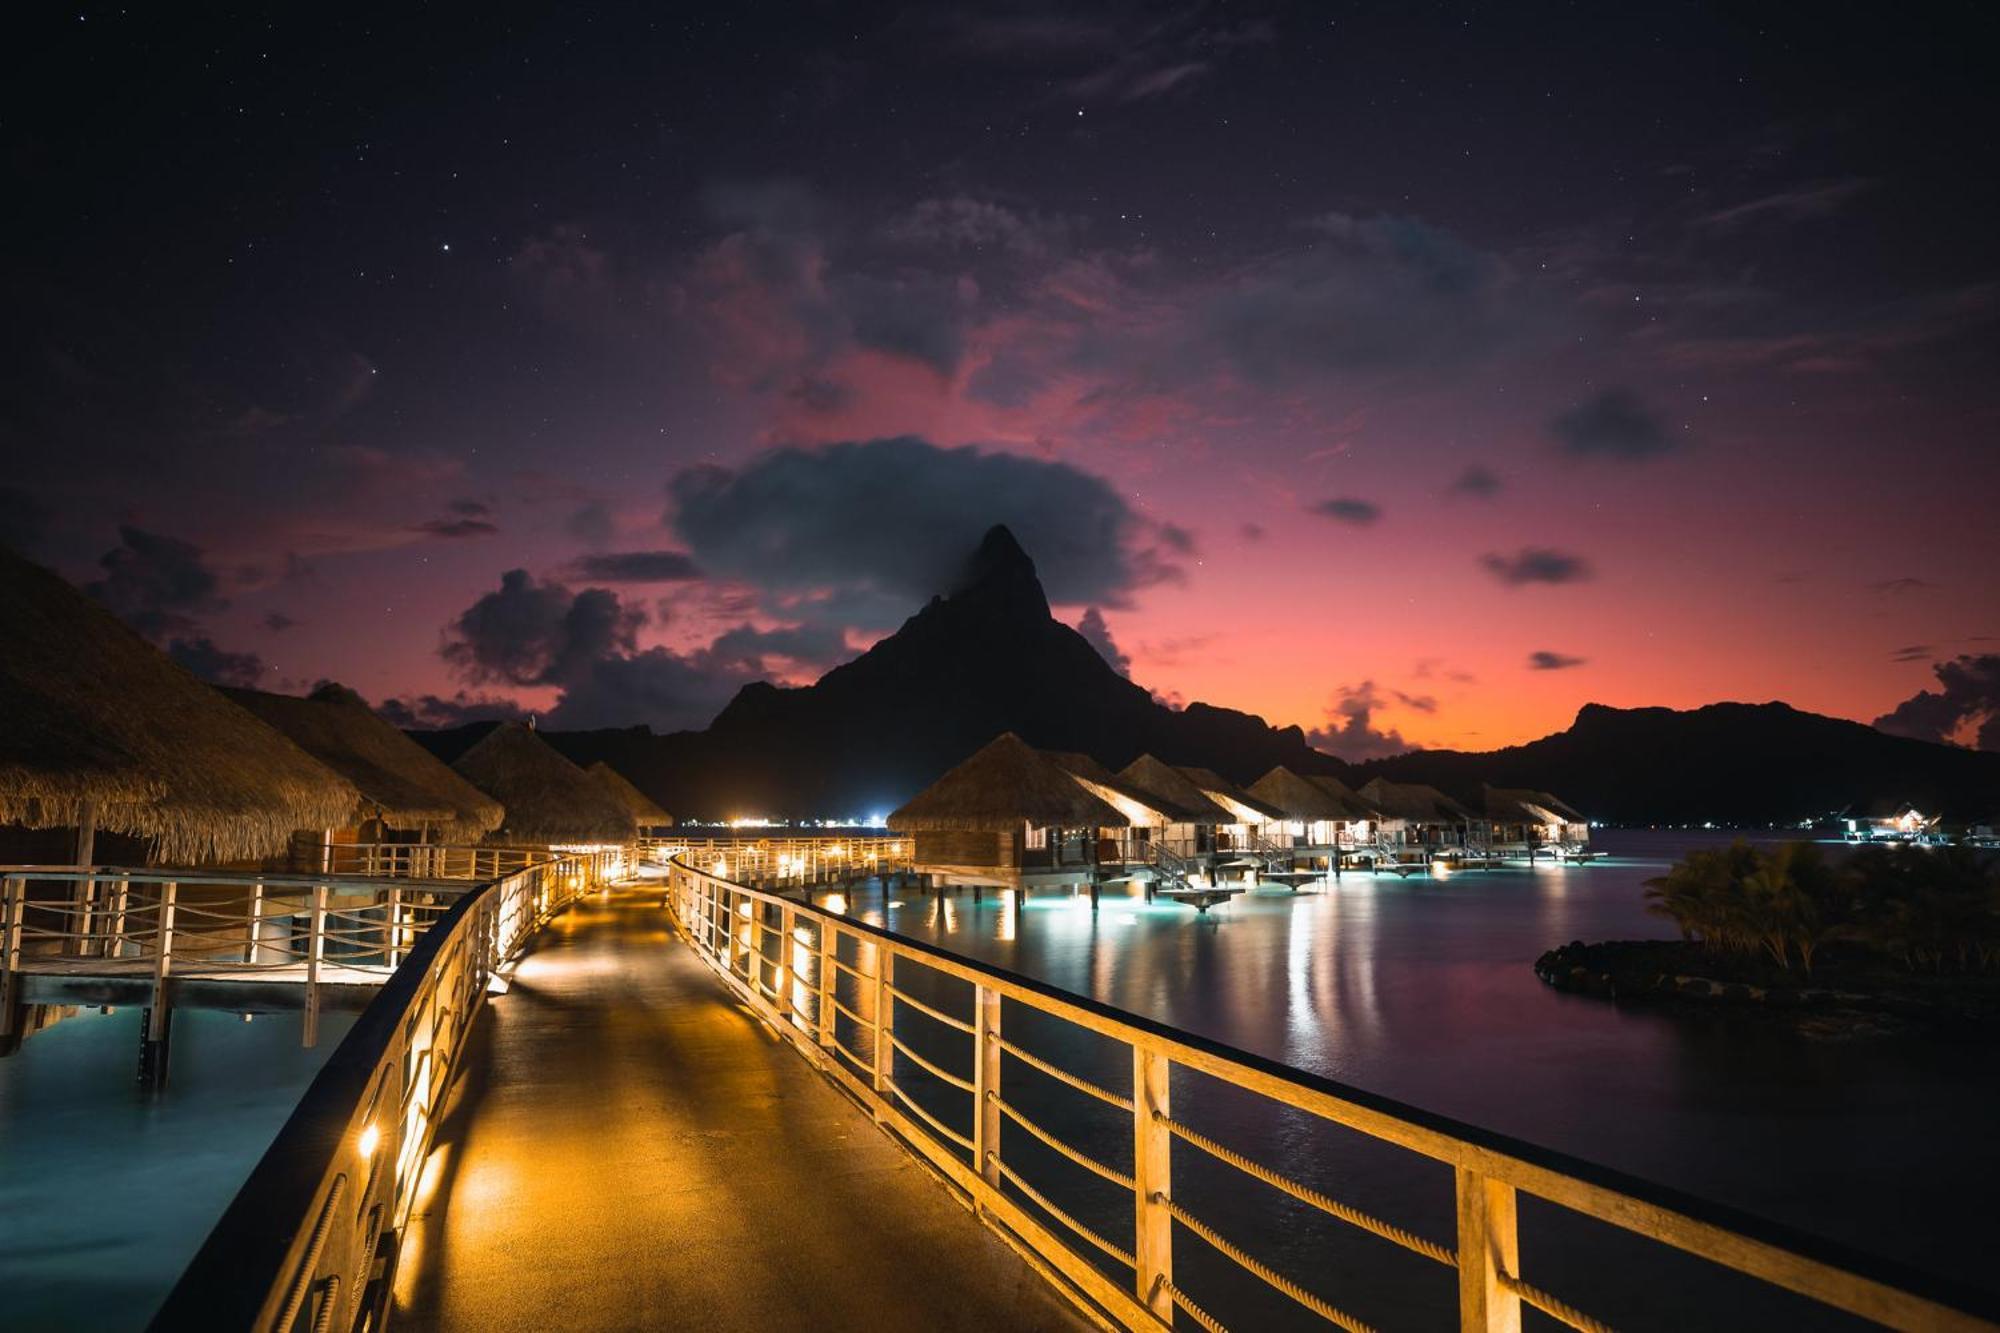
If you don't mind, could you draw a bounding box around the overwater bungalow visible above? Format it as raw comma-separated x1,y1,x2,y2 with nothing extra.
1355,778,1483,861
0,544,359,870
1117,755,1235,867
223,683,504,868
586,761,673,836
887,733,1129,891
1174,767,1288,864
1483,784,1591,860
1248,766,1378,874
426,722,636,848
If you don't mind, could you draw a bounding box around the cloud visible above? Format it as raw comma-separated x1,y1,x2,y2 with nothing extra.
1549,387,1678,461
441,569,644,688
564,501,615,546
1480,547,1594,586
167,636,268,687
377,691,533,730
1075,607,1129,675
568,550,704,583
700,622,851,673
1694,179,1875,232
1870,577,1936,595
415,516,500,540
666,437,1185,620
1528,650,1588,671
1307,497,1382,525
262,611,299,633
1239,522,1266,542
85,526,227,639
1447,465,1501,498
1305,681,1416,761
1889,644,1932,663
1873,654,2000,752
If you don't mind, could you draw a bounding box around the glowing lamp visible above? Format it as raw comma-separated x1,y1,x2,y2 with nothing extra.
358,1122,381,1161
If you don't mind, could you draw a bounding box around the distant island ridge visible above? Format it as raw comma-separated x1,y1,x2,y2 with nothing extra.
406,526,2000,825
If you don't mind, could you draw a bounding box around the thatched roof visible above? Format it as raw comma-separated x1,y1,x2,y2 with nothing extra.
1044,750,1183,826
1303,773,1382,820
587,762,672,827
1484,784,1584,825
1249,766,1359,822
1357,778,1476,823
0,544,361,863
223,683,504,840
449,722,637,845
888,733,1129,833
1118,755,1232,824
1175,767,1287,822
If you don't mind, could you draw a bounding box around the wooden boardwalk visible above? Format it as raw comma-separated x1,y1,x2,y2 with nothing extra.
390,886,1085,1333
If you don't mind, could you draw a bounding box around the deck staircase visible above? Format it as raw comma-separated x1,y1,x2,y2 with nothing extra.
1145,842,1241,913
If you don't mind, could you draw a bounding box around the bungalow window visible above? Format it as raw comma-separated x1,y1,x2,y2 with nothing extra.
1024,823,1048,849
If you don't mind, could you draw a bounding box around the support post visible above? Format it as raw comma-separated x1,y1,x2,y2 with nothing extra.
245,879,265,965
779,904,797,1025
386,884,404,970
304,883,328,1048
1455,1167,1522,1333
974,985,1002,1189
0,877,24,1038
141,882,177,1086
816,919,835,1050
109,874,130,959
872,951,894,1101
1133,1046,1173,1320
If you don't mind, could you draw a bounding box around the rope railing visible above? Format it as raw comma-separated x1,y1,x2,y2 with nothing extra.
664,845,2000,1333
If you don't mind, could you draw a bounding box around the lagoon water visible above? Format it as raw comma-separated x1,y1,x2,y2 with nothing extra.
836,829,1999,1329
0,1007,354,1330
2,831,1991,1330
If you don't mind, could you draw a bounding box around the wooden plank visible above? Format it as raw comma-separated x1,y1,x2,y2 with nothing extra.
1456,1167,1521,1333
1133,1047,1173,1321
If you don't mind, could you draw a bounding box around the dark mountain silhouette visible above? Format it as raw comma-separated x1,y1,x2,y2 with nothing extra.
407,527,2000,824
1351,701,2000,824
532,525,1334,819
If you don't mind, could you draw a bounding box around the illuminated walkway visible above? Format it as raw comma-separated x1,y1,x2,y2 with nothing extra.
390,886,1083,1332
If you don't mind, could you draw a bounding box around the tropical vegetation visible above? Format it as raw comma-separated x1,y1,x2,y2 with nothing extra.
1643,841,2000,974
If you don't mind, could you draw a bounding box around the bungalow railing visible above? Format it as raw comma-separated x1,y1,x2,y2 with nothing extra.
0,844,616,1046
665,849,1994,1333
148,846,619,1332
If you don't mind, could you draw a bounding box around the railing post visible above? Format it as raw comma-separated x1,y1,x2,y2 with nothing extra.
1133,1046,1173,1320
815,919,835,1051
974,984,1002,1190
386,884,404,969
304,883,328,1048
779,904,796,1023
149,881,177,1040
872,950,894,1099
0,876,24,1037
1455,1167,1522,1333
109,874,130,959
245,879,265,965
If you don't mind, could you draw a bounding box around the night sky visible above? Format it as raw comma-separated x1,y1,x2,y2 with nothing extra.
7,4,1997,755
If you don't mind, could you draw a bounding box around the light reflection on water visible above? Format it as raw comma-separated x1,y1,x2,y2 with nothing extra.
0,1006,355,1331
839,830,1998,1327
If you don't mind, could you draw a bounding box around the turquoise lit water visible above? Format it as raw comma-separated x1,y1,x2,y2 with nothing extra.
829,830,1998,1330
0,1006,354,1330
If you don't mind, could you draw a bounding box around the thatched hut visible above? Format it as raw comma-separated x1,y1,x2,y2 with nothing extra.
1118,755,1232,860
441,722,636,846
1249,766,1370,852
1483,785,1588,854
888,733,1128,884
0,543,359,866
1356,778,1481,852
586,762,672,833
223,683,504,848
1175,767,1285,854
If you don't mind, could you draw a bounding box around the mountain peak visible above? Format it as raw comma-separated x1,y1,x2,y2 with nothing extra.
947,523,1048,615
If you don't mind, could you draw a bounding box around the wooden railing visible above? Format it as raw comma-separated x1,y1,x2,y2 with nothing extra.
667,851,1997,1333
148,846,619,1332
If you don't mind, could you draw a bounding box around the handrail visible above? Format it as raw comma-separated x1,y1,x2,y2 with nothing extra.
665,849,1999,1333
148,845,619,1331
639,834,912,889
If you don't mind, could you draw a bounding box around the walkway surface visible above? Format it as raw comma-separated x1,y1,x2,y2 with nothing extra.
390,886,1085,1333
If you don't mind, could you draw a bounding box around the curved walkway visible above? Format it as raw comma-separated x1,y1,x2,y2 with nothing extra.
390,886,1084,1332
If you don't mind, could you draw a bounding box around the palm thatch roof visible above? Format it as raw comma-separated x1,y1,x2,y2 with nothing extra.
1044,750,1183,825
1118,755,1232,824
1303,773,1382,820
1248,766,1359,823
889,733,1129,833
1175,767,1286,822
1483,784,1584,825
222,683,504,840
448,722,637,845
1357,778,1477,823
0,544,360,864
587,762,672,827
